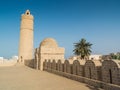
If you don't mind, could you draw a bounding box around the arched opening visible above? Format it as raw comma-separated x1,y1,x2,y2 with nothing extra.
52,60,56,70
48,60,51,70
73,60,80,75
109,69,112,84
56,63,58,70
57,60,62,71
44,60,47,70
27,12,29,15
47,62,49,69
55,63,57,70
59,64,60,71
64,60,70,73
62,64,64,72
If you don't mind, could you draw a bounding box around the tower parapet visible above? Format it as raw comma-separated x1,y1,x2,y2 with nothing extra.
21,10,34,30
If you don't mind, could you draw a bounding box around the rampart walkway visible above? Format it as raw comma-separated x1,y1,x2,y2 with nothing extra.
0,65,96,90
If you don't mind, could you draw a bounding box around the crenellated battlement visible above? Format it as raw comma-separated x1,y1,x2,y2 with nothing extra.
42,59,120,89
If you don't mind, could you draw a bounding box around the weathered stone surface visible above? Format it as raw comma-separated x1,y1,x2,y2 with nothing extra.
84,60,102,81
34,38,65,70
19,10,34,62
102,60,120,85
43,59,120,90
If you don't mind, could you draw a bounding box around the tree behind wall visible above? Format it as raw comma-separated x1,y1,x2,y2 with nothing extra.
73,38,92,60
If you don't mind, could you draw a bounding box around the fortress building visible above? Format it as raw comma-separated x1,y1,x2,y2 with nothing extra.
18,10,34,62
17,10,120,90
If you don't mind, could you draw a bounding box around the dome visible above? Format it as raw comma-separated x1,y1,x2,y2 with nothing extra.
40,38,58,48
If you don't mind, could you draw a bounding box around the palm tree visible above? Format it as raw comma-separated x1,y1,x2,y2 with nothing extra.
73,38,92,60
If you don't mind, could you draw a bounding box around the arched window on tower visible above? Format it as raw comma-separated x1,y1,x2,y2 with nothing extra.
25,10,30,15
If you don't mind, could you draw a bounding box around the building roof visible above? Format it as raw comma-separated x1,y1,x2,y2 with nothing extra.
40,38,58,48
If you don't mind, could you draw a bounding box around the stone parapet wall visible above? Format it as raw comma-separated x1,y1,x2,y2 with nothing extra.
43,59,120,90
0,60,17,67
45,69,120,90
24,59,34,68
33,38,120,89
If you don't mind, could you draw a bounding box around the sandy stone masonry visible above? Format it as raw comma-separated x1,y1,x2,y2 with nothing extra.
84,60,102,81
32,37,120,90
102,60,120,85
34,38,65,70
41,59,120,90
19,10,34,62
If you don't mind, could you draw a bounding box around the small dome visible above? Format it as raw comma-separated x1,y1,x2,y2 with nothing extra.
40,38,58,48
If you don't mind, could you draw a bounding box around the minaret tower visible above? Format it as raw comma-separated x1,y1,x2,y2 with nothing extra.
18,10,34,62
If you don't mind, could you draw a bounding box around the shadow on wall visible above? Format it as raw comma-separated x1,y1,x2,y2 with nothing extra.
24,59,34,68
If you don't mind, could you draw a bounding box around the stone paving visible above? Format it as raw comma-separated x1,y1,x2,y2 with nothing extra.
0,65,97,90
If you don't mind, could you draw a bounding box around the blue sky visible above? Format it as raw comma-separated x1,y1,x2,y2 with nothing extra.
0,0,120,58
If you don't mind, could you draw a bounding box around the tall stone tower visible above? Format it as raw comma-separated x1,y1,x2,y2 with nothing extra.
18,10,34,62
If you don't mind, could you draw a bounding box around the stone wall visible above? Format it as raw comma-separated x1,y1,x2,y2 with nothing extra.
24,59,34,68
33,38,120,89
43,59,120,90
84,60,102,81
0,60,17,67
102,60,120,85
